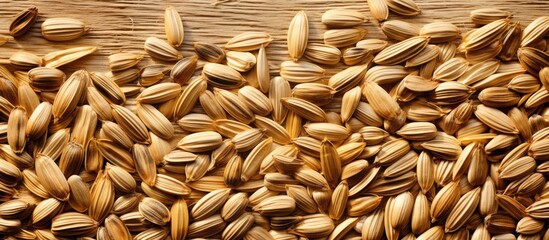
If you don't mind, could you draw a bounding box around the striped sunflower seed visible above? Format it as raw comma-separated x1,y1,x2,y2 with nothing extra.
144,36,182,61
373,36,429,65
367,0,389,22
9,6,38,37
164,6,184,47
287,10,309,61
41,18,89,41
303,43,341,65
225,32,273,51
323,28,368,48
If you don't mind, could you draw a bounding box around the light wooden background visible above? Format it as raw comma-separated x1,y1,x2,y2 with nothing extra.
0,0,547,77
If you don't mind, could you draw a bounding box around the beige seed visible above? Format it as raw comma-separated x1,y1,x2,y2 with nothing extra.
139,197,170,226
241,137,273,181
329,64,369,94
367,0,389,21
281,97,326,122
445,187,481,232
215,88,255,124
199,90,226,120
470,8,512,25
173,78,207,120
386,0,421,16
112,104,150,144
459,18,510,51
287,10,309,61
44,46,97,68
225,51,255,72
323,28,368,48
321,9,367,28
9,6,38,37
144,36,182,61
405,45,440,67
269,76,291,123
412,192,431,234
475,104,519,134
500,22,522,61
237,86,273,116
373,36,429,65
328,181,348,220
518,47,549,77
225,32,273,51
289,214,334,238
136,104,174,140
41,18,89,41
7,107,27,153
67,175,90,213
280,60,325,83
221,212,255,240
254,115,292,144
51,212,98,237
108,52,144,72
304,43,342,65
164,6,184,47
10,52,43,70
255,45,271,93
363,81,402,121
171,199,189,240
35,154,70,201
178,131,222,153
214,119,252,138
52,70,87,121
521,16,549,47
420,22,461,43
192,188,231,220
89,170,115,223
381,20,420,41
170,56,198,85
186,214,226,238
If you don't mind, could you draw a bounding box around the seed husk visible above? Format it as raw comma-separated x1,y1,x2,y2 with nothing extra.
41,18,89,41
281,97,326,122
387,0,421,16
139,197,171,226
324,28,368,48
321,9,367,28
381,20,420,41
52,70,87,121
517,47,549,77
35,154,70,201
9,6,38,37
51,212,98,237
521,16,549,47
287,10,309,61
144,36,182,61
459,18,510,51
225,32,273,51
7,107,27,153
214,88,255,124
373,36,429,65
470,8,512,25
164,6,184,47
112,104,150,144
280,60,325,83
43,46,97,68
368,0,389,21
289,214,334,238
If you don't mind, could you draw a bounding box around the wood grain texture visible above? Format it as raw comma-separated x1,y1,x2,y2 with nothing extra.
0,0,547,75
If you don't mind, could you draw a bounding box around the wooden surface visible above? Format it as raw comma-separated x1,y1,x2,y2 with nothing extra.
0,0,547,75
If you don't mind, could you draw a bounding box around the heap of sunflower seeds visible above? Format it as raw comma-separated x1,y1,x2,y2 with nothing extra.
0,1,549,239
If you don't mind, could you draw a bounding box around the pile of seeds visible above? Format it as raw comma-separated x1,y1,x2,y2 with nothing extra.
0,0,548,239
